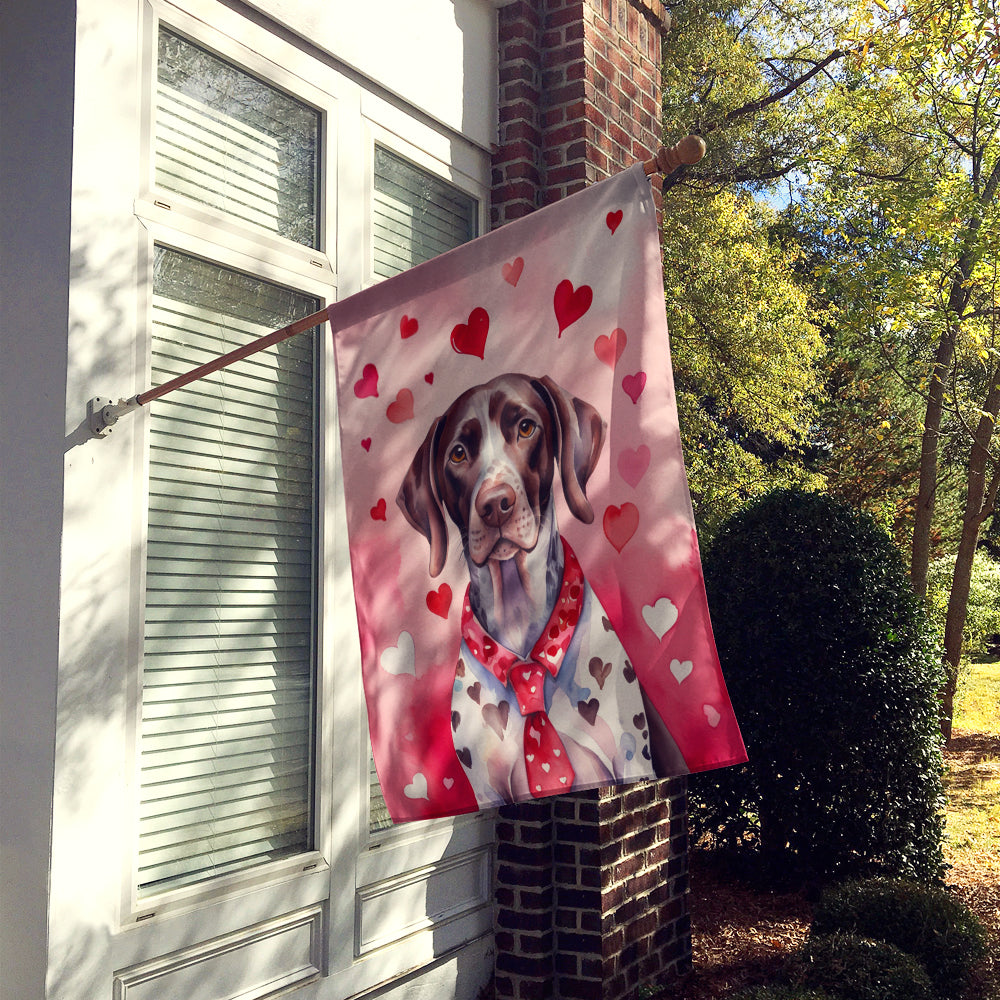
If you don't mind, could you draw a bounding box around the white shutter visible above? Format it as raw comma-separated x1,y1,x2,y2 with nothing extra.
138,248,319,895
367,147,478,832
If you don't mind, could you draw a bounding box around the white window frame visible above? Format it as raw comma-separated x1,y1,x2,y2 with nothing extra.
113,0,495,991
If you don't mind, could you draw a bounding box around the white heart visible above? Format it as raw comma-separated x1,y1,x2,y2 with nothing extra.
404,772,428,799
380,630,416,676
642,598,679,641
560,776,568,784
670,659,693,683
443,777,454,790
553,748,561,757
523,670,533,680
541,762,551,772
703,704,721,728
526,753,535,762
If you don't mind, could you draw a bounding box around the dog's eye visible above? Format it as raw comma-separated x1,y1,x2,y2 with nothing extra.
448,444,467,464
517,419,536,440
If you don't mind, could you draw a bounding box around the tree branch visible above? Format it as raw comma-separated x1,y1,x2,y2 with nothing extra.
704,49,847,133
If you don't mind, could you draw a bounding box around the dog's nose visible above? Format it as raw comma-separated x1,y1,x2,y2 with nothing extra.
476,483,517,527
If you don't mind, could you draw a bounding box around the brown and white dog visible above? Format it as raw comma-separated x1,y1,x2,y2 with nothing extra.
398,373,686,806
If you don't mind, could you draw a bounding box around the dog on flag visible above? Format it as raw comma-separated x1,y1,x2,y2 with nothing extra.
398,373,686,806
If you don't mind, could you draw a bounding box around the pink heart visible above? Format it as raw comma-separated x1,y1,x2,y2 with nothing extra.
370,498,387,521
594,328,627,368
425,372,434,384
502,257,524,286
354,363,379,399
622,371,647,404
427,583,452,619
386,388,414,423
603,502,639,552
361,438,372,452
606,209,623,233
451,307,489,358
618,445,650,488
553,279,593,336
400,315,419,339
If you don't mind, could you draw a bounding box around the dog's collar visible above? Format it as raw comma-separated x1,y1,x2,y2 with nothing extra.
461,537,584,691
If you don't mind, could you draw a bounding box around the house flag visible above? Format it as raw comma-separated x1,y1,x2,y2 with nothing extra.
329,164,746,822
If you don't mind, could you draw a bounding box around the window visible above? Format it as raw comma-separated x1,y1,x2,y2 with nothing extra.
120,6,493,991
155,28,320,247
372,145,477,279
367,147,479,834
139,248,318,895
136,26,323,898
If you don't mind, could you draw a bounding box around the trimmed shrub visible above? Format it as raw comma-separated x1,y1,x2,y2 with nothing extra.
693,489,946,882
793,933,934,1000
812,878,988,999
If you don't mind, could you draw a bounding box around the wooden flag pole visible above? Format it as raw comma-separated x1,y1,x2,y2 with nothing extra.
88,136,705,437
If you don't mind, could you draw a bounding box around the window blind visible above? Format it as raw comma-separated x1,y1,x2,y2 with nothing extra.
156,28,320,248
368,148,478,832
372,146,477,280
138,248,319,895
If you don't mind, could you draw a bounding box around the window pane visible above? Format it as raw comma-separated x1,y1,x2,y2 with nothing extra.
368,150,478,832
372,146,477,279
139,247,318,895
156,28,320,248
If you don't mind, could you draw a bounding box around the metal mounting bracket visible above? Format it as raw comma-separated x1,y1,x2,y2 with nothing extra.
87,396,140,438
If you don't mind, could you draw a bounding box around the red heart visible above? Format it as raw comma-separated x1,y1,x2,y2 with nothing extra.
618,444,650,488
451,307,490,358
622,371,647,404
361,437,372,452
603,502,639,552
425,372,434,384
354,363,379,399
502,257,524,286
553,279,593,336
427,583,452,619
386,388,414,423
370,498,387,521
606,209,623,234
400,314,419,339
594,328,627,368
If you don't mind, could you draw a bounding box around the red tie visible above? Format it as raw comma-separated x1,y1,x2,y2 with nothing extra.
462,539,584,797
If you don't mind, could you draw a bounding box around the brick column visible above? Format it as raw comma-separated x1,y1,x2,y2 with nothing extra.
493,0,668,227
490,3,691,998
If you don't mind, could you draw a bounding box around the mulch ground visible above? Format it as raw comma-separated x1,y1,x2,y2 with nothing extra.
663,734,1000,999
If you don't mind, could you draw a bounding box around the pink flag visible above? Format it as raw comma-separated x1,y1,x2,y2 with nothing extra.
330,165,746,822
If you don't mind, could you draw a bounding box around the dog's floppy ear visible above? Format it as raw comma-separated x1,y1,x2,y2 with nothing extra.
396,417,449,576
533,375,605,524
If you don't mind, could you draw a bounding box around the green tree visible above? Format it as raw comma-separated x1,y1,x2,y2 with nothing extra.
659,0,845,536
802,0,1000,736
663,189,825,537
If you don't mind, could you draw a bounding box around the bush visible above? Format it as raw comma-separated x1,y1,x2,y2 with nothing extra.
693,489,946,882
927,550,1000,659
792,933,934,1000
811,878,988,998
732,987,836,1000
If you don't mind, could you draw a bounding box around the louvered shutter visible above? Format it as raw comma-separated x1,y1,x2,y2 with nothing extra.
367,147,477,832
138,248,319,895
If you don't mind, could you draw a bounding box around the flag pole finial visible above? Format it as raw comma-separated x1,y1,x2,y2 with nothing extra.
643,135,706,177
